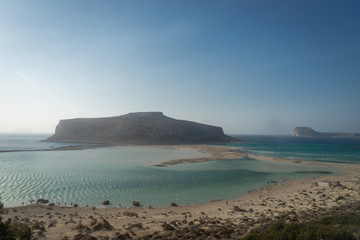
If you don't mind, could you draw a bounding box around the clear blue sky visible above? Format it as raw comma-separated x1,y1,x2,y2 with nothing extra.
1,0,359,134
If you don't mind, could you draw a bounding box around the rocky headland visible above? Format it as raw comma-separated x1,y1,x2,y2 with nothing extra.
293,127,360,138
45,112,238,145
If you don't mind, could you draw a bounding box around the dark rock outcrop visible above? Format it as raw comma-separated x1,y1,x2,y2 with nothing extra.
36,199,49,204
293,127,323,137
46,112,237,145
293,127,360,138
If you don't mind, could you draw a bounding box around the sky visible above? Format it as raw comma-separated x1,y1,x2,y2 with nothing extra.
0,0,359,135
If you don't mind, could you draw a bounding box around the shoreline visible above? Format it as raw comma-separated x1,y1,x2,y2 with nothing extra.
2,144,360,239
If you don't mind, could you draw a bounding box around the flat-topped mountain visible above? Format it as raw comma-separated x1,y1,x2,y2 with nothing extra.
45,112,238,145
293,127,360,138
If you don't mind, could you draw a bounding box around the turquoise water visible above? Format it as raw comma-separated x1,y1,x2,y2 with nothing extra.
0,133,89,151
229,135,360,164
0,134,346,207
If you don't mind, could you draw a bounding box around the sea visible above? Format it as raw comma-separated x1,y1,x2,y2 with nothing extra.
1,133,359,208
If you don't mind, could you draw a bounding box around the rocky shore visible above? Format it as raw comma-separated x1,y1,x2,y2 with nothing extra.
2,149,360,239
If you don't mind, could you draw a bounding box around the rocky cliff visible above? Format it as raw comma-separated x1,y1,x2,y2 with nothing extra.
46,112,238,145
293,127,360,138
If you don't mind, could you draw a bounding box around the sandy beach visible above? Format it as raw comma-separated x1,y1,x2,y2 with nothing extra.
2,145,360,239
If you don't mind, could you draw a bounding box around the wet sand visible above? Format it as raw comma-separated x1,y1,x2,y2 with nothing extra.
156,144,247,165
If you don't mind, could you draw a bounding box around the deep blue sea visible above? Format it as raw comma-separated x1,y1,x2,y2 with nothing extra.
1,134,359,208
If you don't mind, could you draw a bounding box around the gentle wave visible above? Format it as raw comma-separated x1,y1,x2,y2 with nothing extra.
1,148,333,207
2,134,358,207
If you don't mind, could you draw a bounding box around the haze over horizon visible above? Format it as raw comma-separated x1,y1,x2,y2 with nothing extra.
1,0,359,135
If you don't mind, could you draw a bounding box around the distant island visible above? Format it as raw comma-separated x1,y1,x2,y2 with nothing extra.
45,112,238,145
293,127,360,138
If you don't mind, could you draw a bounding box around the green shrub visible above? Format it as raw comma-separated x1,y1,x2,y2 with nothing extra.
0,196,3,213
319,213,360,226
242,220,355,240
0,196,32,240
31,220,45,231
0,218,32,240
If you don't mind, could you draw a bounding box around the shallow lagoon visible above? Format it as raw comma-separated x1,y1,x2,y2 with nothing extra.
0,146,333,207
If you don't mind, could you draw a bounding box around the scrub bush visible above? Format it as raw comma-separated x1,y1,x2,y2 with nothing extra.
0,196,32,240
242,213,358,240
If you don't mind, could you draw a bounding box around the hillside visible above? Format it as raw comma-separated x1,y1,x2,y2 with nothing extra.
45,112,238,145
293,127,360,138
